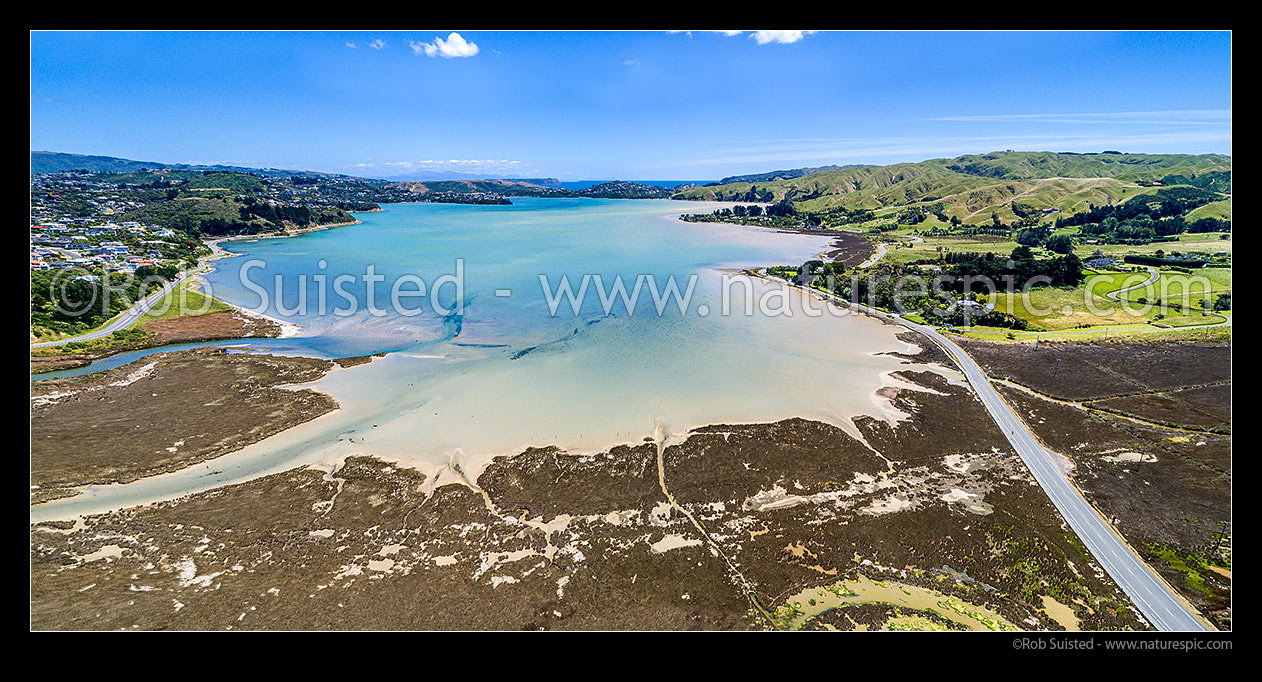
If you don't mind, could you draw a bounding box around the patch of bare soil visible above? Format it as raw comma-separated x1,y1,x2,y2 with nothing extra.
30,349,336,503
30,339,1144,631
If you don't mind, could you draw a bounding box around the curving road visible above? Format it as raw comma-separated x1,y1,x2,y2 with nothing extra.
1104,266,1159,302
786,278,1210,631
32,241,229,349
857,241,888,268
856,234,920,269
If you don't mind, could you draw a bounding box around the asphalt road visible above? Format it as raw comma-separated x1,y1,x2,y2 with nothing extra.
31,241,227,349
793,279,1210,631
1104,266,1160,302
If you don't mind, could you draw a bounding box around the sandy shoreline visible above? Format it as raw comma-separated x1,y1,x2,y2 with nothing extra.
199,214,380,336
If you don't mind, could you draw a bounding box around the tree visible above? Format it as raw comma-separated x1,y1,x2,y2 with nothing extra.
1045,234,1074,254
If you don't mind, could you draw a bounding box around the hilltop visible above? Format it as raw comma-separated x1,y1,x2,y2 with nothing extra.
718,164,871,185
391,179,676,200
30,150,351,180
674,151,1231,224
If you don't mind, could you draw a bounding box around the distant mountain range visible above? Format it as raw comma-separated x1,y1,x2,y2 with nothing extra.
378,170,562,184
717,164,871,185
393,179,677,200
30,151,348,179
32,150,1233,226
31,151,561,185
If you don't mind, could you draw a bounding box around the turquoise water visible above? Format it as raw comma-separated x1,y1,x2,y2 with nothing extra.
32,199,948,522
203,198,835,355
30,338,343,382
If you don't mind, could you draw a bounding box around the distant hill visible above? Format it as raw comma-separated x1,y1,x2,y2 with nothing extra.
391,179,675,199
33,151,576,187
391,179,563,197
32,151,171,174
33,151,352,180
674,151,1231,224
380,169,562,185
717,164,870,185
574,181,675,199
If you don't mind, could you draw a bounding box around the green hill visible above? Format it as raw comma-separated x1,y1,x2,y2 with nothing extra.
1185,199,1232,222
31,150,348,179
717,164,870,185
938,151,1230,181
122,194,353,237
392,179,564,197
673,151,1231,224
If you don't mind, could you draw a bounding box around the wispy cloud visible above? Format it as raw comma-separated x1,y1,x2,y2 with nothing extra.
926,109,1232,126
350,158,536,175
368,39,387,50
660,130,1232,169
345,41,358,49
409,33,479,59
750,30,816,45
623,58,640,67
669,30,803,41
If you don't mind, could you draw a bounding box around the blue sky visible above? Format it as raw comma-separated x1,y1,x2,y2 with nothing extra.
30,31,1231,180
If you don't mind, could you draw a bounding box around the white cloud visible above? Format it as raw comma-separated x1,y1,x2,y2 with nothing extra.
713,30,743,36
623,59,640,67
345,41,358,49
369,39,387,50
750,30,816,45
409,32,479,59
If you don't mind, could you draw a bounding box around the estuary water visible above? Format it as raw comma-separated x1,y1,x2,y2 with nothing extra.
32,199,948,522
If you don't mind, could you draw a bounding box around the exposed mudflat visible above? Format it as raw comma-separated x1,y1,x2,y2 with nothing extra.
31,335,1144,630
821,232,874,267
30,349,338,504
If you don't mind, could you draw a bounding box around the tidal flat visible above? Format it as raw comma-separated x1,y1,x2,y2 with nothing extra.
31,333,1144,630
